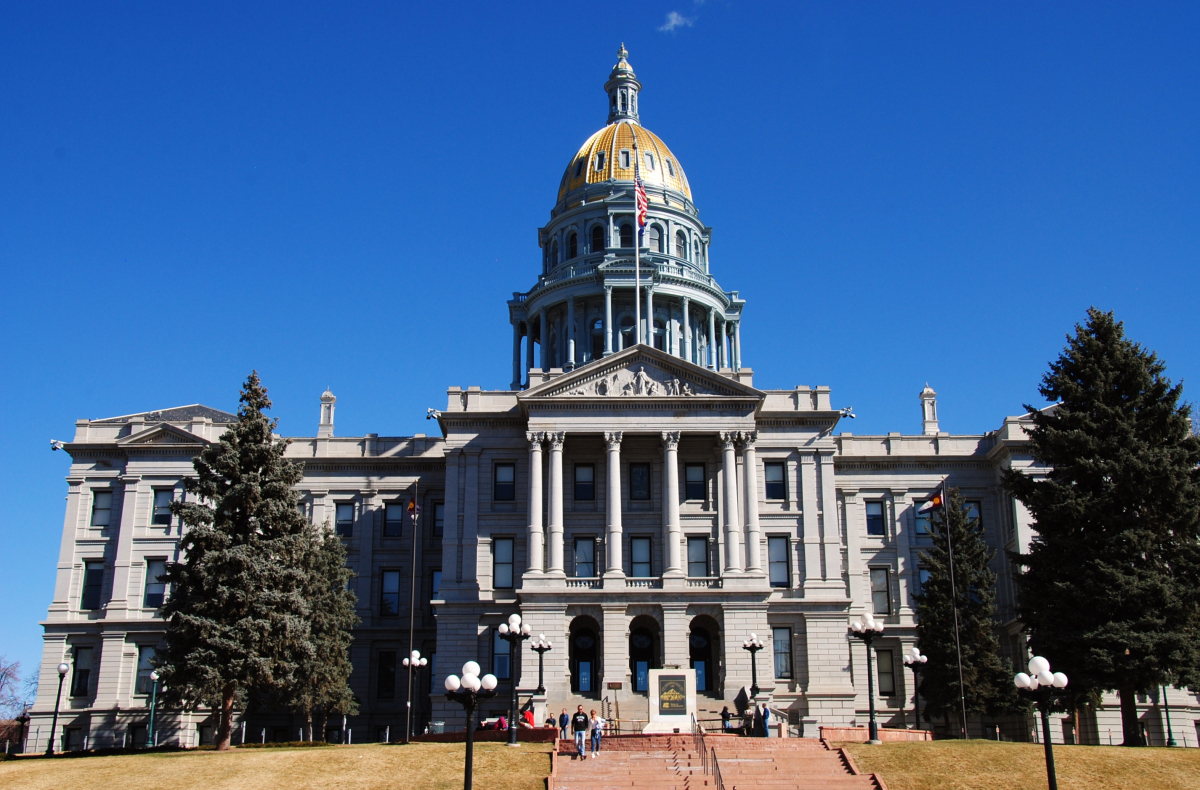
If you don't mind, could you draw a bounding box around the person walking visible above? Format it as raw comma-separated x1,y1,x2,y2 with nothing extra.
571,705,589,758
720,706,732,731
761,704,771,737
558,708,569,741
589,710,604,757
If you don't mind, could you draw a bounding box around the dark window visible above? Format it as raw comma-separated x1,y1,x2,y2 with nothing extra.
493,629,511,679
764,462,785,500
767,537,789,588
666,159,675,177
772,628,793,678
494,464,515,501
591,225,606,253
81,562,104,610
378,651,396,699
574,159,584,178
432,502,444,538
870,568,891,615
649,225,662,252
631,537,651,577
675,231,687,259
687,537,708,577
71,646,93,697
574,464,595,501
574,538,595,578
964,501,982,527
90,491,112,527
619,224,633,248
653,320,665,350
135,645,156,695
876,649,895,695
630,464,651,501
568,232,578,259
384,503,405,537
143,559,167,608
380,570,401,616
493,538,514,588
336,503,354,537
865,502,886,536
685,464,705,501
152,490,173,525
550,239,559,264
430,569,441,617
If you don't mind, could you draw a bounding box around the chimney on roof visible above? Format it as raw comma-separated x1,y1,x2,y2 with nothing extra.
318,389,336,438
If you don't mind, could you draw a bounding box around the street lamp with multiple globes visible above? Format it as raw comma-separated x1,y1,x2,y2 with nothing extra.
1014,656,1069,790
902,647,928,730
46,662,69,755
445,661,498,790
403,650,429,742
741,633,765,698
849,612,886,745
530,634,553,695
148,670,162,746
497,613,532,746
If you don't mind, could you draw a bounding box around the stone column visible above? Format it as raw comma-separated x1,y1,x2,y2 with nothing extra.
741,431,762,572
892,490,913,618
547,432,565,575
681,296,691,362
604,286,613,356
511,321,522,390
525,322,535,387
645,286,654,347
526,433,545,574
734,321,742,371
604,431,625,577
719,432,743,572
707,308,717,370
567,298,576,370
662,432,683,575
539,310,549,372
720,319,729,369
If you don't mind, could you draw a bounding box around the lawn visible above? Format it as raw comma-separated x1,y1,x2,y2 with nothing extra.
842,739,1200,790
0,741,553,790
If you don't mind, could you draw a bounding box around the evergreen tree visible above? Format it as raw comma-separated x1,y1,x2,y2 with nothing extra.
157,372,315,751
1004,308,1200,746
915,487,1019,735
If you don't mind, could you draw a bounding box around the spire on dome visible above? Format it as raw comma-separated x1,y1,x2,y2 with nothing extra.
605,43,642,125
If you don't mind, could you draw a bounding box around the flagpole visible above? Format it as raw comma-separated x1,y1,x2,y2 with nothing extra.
633,134,641,345
942,475,969,739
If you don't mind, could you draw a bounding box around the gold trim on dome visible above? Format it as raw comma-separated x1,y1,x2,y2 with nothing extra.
558,122,693,201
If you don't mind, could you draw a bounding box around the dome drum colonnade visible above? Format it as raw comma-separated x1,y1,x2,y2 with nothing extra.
508,46,744,389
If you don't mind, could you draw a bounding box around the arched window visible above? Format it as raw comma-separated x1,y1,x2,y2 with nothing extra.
550,240,559,265
619,315,635,350
693,239,700,263
568,232,578,259
591,225,606,253
675,231,687,259
648,225,662,253
619,223,633,248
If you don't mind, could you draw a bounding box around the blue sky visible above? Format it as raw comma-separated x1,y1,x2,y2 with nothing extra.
2,2,1198,679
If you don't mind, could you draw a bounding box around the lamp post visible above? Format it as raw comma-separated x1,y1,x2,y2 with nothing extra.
404,495,422,744
1015,656,1068,790
741,633,765,698
498,613,532,746
445,661,498,790
148,670,161,746
849,612,885,745
902,647,928,730
531,634,553,695
402,651,429,741
46,662,69,756
1161,684,1176,747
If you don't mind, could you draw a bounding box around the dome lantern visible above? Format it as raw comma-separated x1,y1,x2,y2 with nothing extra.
605,43,641,125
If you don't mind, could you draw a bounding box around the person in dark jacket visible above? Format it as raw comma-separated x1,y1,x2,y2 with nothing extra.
558,709,569,740
571,706,589,758
720,706,732,731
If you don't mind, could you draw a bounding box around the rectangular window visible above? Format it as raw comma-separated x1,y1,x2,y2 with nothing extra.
494,537,514,588
433,502,445,538
574,464,595,501
772,627,793,679
619,149,631,169
965,501,982,527
494,463,516,501
81,561,104,610
90,491,113,527
870,568,891,615
378,651,396,699
685,464,705,501
428,653,437,694
866,502,886,537
764,462,786,500
336,503,354,537
917,567,931,596
875,648,895,695
143,559,167,608
493,628,511,679
767,536,789,588
430,569,442,616
915,510,932,535
574,538,595,578
135,645,156,695
631,537,651,577
71,646,93,697
630,464,651,501
152,489,173,525
380,570,401,616
687,536,708,577
384,503,405,537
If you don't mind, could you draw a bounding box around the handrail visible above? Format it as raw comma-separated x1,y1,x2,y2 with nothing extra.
710,747,725,790
691,714,709,775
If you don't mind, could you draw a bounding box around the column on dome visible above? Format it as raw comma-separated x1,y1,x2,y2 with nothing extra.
682,297,691,362
662,432,683,575
645,287,654,348
525,320,535,388
741,431,762,572
546,432,565,575
734,321,742,371
707,309,717,370
567,298,577,370
719,432,743,572
511,321,522,390
604,431,624,576
603,286,613,356
720,319,729,369
526,432,544,573
540,310,549,372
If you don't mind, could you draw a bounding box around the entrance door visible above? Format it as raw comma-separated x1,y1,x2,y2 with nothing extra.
629,627,657,693
689,627,714,693
570,623,599,696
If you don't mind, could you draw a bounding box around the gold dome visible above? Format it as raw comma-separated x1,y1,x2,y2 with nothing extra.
558,121,692,202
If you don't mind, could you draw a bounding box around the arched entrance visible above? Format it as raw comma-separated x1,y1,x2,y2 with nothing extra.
569,617,601,697
628,615,661,694
689,616,720,695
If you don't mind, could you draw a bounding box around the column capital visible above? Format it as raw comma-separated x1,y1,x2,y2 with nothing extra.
527,431,545,450
604,284,613,294
718,431,738,450
604,431,623,450
660,431,680,450
547,432,565,450
738,430,758,448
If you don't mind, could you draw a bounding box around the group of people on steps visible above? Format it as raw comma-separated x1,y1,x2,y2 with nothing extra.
554,705,605,758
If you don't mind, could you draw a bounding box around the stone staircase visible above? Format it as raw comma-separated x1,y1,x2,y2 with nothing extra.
551,734,886,790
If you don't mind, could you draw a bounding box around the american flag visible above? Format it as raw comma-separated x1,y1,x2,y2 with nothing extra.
634,158,648,232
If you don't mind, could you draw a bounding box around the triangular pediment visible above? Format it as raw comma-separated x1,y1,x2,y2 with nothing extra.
520,344,762,401
117,424,211,446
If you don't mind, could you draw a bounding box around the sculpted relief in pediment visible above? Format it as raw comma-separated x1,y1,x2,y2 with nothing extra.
554,363,721,398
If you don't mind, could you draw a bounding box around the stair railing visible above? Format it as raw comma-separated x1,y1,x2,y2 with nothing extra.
692,714,709,775
710,748,725,790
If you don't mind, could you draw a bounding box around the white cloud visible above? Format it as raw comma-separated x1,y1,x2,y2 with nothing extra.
658,11,695,32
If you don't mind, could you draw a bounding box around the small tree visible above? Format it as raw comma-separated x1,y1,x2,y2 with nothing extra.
0,657,23,719
157,372,316,751
915,487,1019,735
1005,308,1200,746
